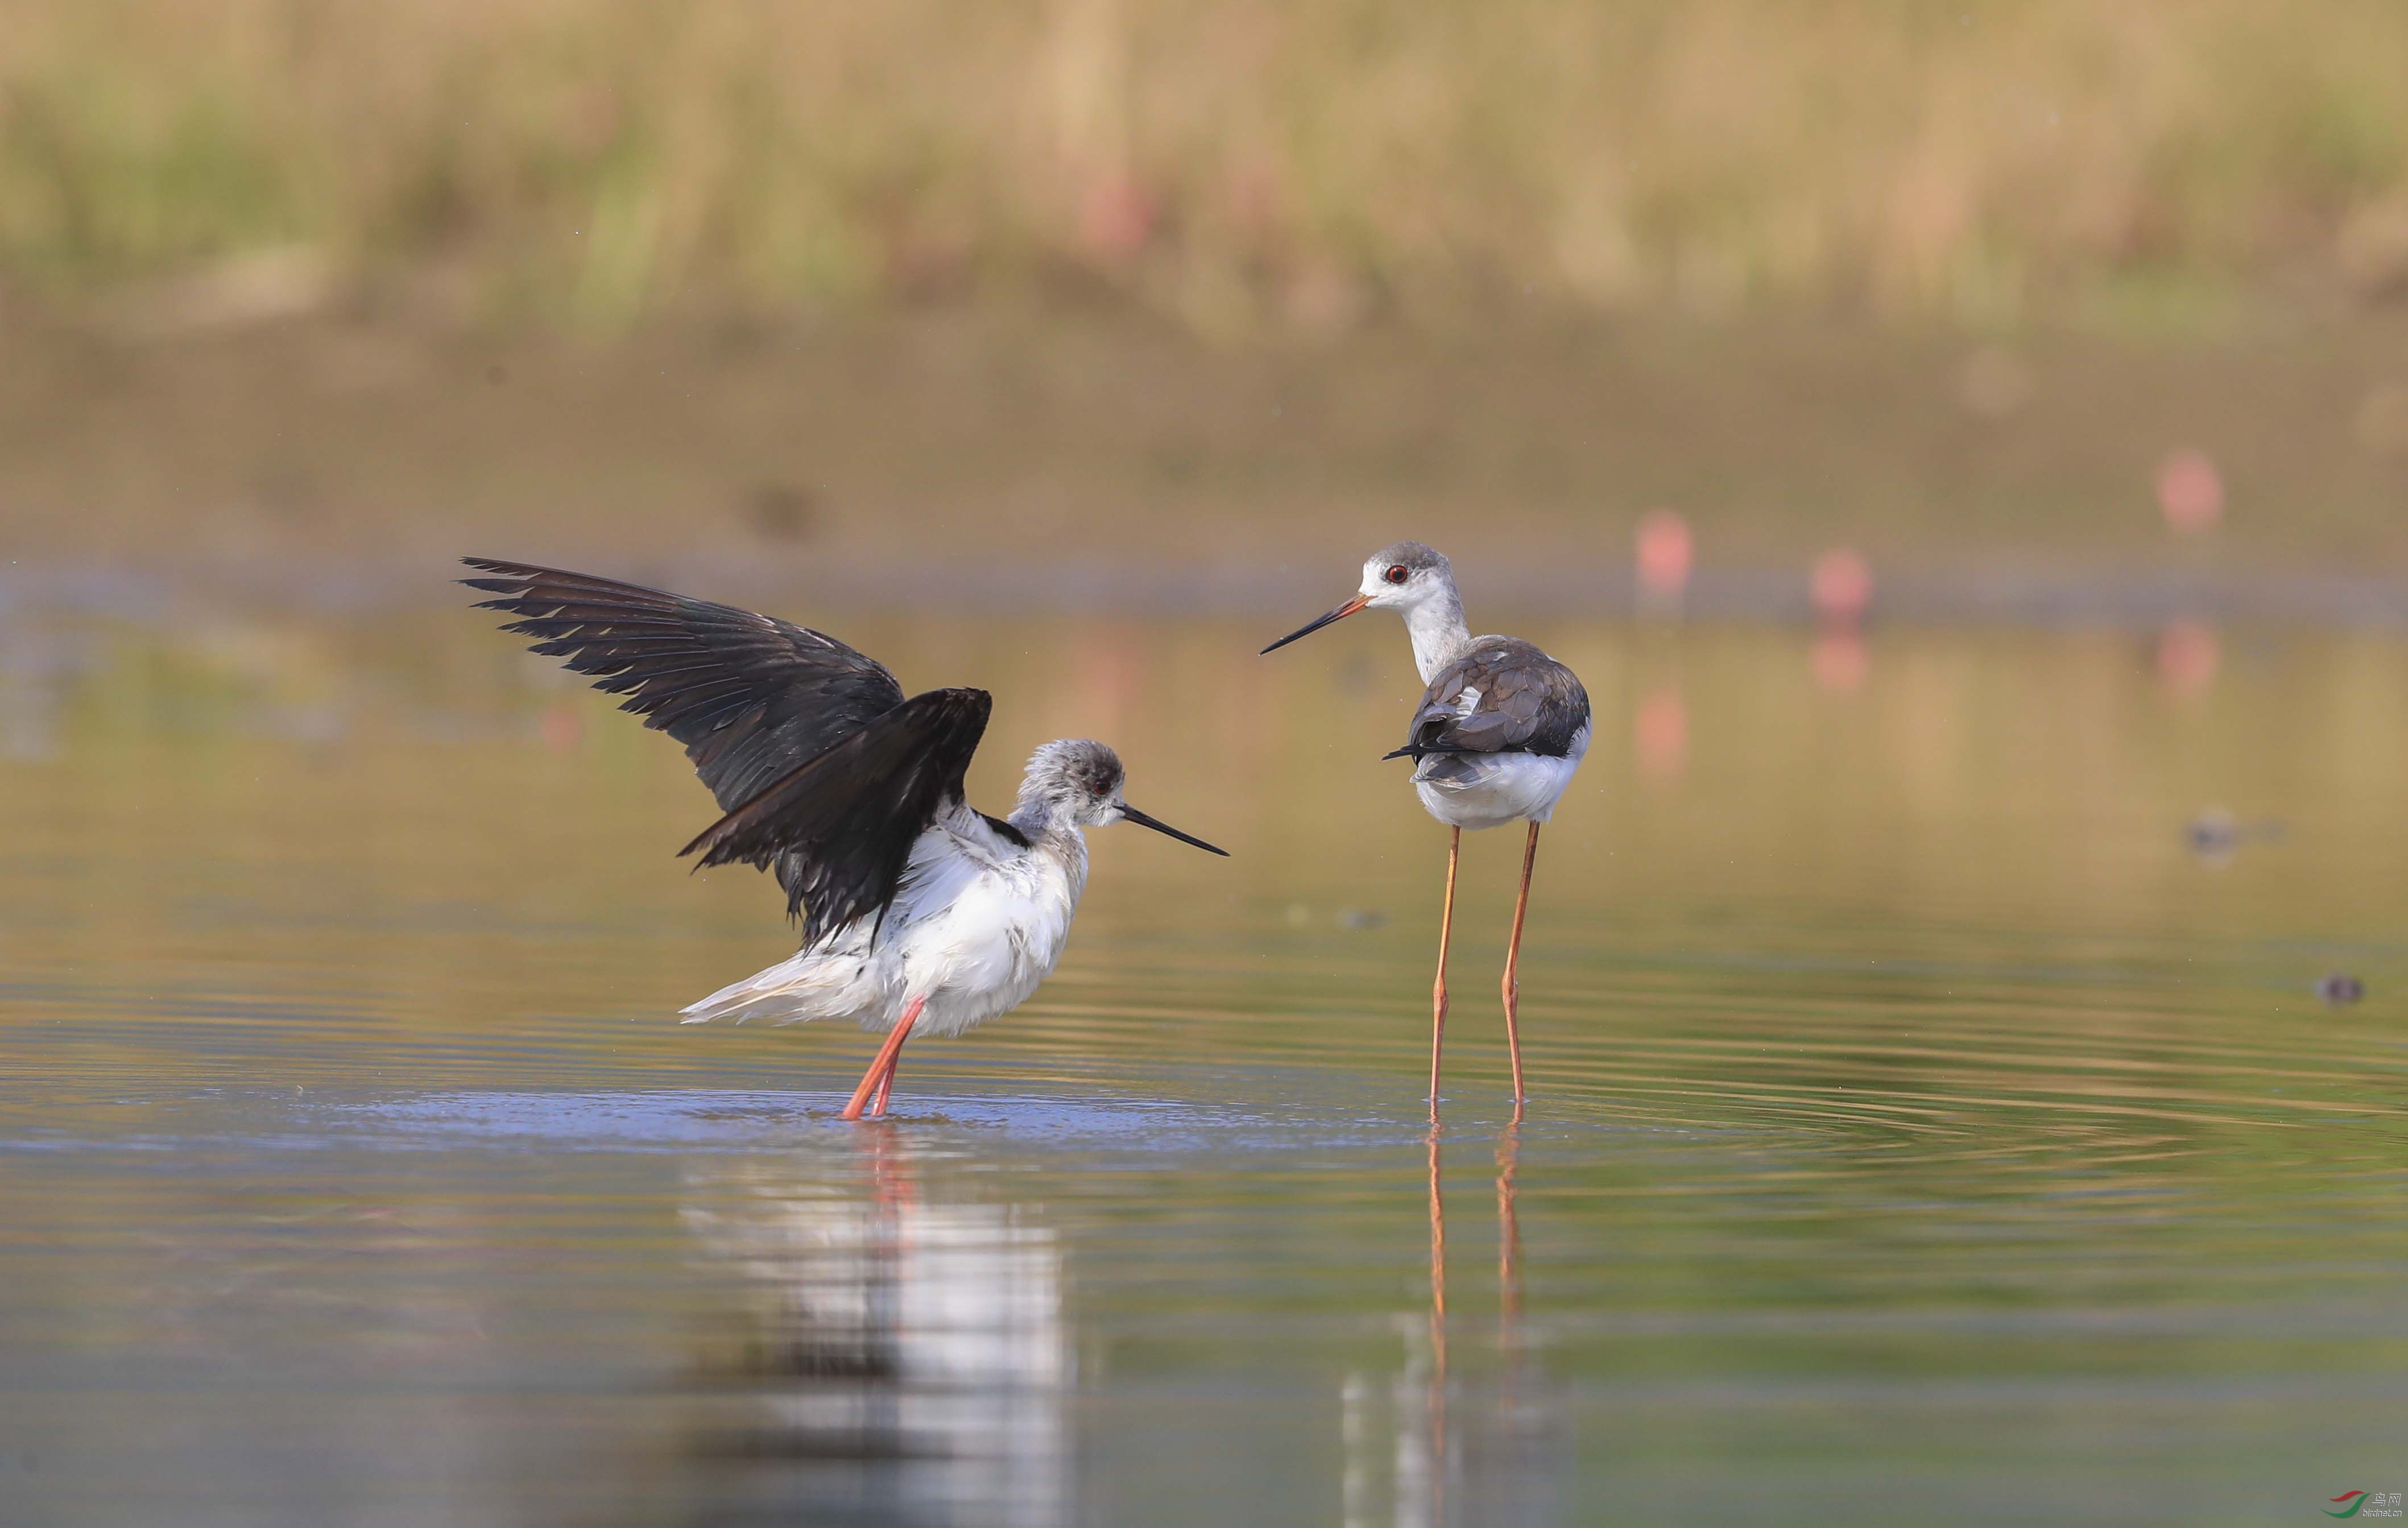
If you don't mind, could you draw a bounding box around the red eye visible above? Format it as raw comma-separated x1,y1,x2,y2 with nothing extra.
1384,565,1408,585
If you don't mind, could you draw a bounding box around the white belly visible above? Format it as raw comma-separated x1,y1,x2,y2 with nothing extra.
678,823,1085,1036
889,864,1077,1037
1410,725,1589,831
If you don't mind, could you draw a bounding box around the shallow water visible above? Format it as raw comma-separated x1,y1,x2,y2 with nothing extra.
3,597,2406,1525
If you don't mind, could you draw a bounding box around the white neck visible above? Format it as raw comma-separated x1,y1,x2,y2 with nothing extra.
1402,589,1472,683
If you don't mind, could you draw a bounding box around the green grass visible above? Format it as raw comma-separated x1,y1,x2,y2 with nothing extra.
6,0,2408,330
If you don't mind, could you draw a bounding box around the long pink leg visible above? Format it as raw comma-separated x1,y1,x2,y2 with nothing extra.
1500,822,1541,1111
841,996,924,1121
1429,828,1460,1118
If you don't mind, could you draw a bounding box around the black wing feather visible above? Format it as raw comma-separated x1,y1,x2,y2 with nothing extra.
1383,639,1590,761
461,557,907,811
465,558,990,942
680,689,994,946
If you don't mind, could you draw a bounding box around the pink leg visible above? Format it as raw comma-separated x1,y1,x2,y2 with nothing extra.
1500,822,1541,1110
841,996,924,1122
1429,828,1460,1119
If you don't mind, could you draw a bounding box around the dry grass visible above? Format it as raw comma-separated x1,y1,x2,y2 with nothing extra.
5,0,2408,329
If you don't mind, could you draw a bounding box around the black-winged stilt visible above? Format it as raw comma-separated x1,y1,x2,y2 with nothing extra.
464,558,1227,1121
1262,542,1590,1113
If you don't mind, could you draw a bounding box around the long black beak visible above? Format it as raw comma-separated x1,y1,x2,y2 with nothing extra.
1119,804,1230,856
1260,593,1370,655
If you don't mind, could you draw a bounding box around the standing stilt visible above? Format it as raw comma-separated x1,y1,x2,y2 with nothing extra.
842,996,924,1121
1260,543,1590,1115
1500,822,1541,1109
1429,827,1461,1116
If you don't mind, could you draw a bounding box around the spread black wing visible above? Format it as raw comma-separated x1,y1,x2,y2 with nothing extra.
679,688,994,945
1383,639,1590,761
462,558,906,809
465,558,986,943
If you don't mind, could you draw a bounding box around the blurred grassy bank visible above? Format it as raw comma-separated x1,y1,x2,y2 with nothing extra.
9,303,2408,582
6,0,2408,331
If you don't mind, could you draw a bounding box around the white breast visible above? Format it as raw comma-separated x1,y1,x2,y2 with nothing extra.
889,828,1085,1038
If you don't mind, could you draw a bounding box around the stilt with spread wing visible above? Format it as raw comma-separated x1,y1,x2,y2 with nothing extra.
465,558,1226,1120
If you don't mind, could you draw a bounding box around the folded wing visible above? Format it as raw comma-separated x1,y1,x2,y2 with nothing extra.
1384,639,1590,761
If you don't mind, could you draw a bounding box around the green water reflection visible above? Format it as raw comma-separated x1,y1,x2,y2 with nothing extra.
1,601,2404,1525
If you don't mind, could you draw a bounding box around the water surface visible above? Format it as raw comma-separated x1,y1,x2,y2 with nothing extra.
3,601,2405,1525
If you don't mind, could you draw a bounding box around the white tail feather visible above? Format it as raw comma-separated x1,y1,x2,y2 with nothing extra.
678,943,880,1027
678,959,821,1026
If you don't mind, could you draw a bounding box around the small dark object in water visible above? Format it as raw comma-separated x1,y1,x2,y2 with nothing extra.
748,482,818,541
2184,808,2286,860
1338,907,1385,930
2318,974,2366,1005
2185,808,2239,856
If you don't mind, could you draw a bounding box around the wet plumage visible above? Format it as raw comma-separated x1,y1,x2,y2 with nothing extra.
464,558,1225,1119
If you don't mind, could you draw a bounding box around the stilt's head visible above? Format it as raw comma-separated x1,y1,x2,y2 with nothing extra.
1355,541,1456,613
1260,541,1463,656
1018,740,1228,854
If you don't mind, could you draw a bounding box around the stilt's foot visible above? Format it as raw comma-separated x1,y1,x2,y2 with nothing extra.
842,997,924,1124
842,1059,889,1121
841,1059,884,1121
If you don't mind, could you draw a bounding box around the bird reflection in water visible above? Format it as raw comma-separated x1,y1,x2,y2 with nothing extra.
1346,1121,1559,1528
678,1125,1069,1526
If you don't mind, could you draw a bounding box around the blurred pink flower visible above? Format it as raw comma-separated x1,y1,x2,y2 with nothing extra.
1635,509,1694,601
1077,171,1157,267
1810,548,1873,627
2155,449,2224,533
